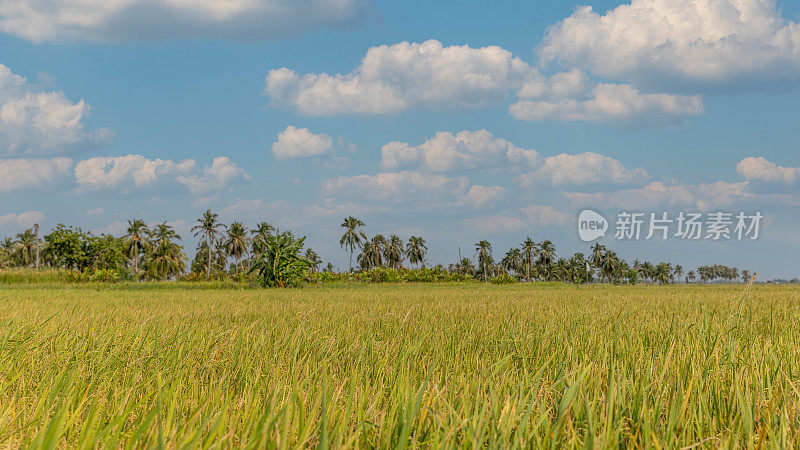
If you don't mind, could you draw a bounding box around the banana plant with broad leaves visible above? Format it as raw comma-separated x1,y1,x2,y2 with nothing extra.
248,231,311,288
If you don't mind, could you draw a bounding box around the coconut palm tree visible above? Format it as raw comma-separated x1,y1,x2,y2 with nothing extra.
225,222,250,274
520,237,537,282
406,236,428,268
14,229,38,267
370,235,387,267
687,270,696,283
741,270,751,283
124,219,150,277
537,240,556,281
451,257,476,276
339,217,366,272
502,248,522,275
148,222,187,280
589,243,606,282
305,249,322,273
191,210,226,277
384,235,405,269
475,240,493,281
655,262,673,285
673,265,684,284
251,222,275,254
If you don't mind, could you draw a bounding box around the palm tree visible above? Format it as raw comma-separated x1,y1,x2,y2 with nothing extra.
673,265,684,284
124,219,150,276
14,229,38,267
305,249,322,273
406,236,428,268
741,270,751,283
537,240,556,281
339,216,366,272
655,262,673,285
589,243,606,282
451,257,476,276
251,222,275,254
191,210,226,277
225,222,251,274
370,235,387,267
385,235,405,269
502,248,522,276
520,237,538,282
640,262,654,284
475,240,493,281
149,222,186,280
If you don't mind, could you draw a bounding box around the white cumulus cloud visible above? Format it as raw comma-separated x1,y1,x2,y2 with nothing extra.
0,0,377,43
176,156,250,195
510,82,703,126
322,170,470,205
0,63,105,155
266,39,533,116
74,154,249,195
563,180,763,210
521,205,573,226
515,152,648,186
0,157,72,192
75,155,196,190
381,130,541,172
0,210,44,231
272,125,333,160
737,156,800,186
464,185,507,209
540,0,800,91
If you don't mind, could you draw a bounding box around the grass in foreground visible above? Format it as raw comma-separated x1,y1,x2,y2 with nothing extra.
0,283,799,448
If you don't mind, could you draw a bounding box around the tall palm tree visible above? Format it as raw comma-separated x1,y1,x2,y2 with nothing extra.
124,219,150,276
673,265,684,284
370,235,387,267
655,262,673,285
339,216,366,272
191,210,226,277
149,222,186,280
406,236,428,269
741,270,751,283
537,240,556,281
305,249,322,273
475,240,493,281
251,222,275,254
520,237,537,282
502,248,522,275
14,229,38,267
225,222,251,274
385,235,405,269
589,243,606,283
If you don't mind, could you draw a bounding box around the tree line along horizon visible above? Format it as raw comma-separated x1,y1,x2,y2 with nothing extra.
0,210,763,286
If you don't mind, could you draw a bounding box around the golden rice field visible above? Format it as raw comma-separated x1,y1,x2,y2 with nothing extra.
1,282,799,448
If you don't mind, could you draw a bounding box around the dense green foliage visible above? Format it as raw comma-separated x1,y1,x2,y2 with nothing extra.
1,283,798,447
0,212,763,287
248,232,311,287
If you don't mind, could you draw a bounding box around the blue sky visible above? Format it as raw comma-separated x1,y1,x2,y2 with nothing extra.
1,0,799,278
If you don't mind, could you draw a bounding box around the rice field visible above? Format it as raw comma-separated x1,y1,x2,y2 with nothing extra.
1,282,799,448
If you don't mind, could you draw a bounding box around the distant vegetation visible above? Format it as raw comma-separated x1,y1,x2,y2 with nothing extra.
0,211,763,286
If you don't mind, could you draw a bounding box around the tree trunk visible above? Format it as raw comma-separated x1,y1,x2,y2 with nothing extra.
34,224,39,269
207,236,212,277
